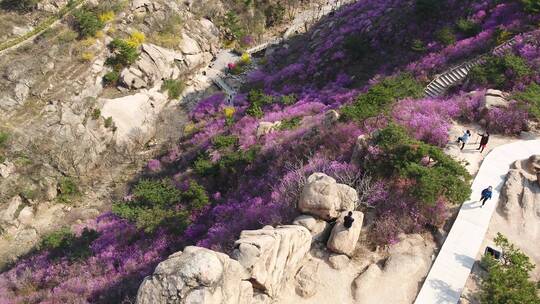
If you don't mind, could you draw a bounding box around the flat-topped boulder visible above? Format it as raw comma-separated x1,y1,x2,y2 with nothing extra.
299,173,358,220
232,225,311,298
136,246,252,304
327,211,364,256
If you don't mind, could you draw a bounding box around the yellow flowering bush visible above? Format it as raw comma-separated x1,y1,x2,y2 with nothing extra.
240,52,251,65
127,31,146,48
98,11,115,23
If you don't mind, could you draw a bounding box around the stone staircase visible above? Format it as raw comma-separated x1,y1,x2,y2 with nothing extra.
424,34,527,97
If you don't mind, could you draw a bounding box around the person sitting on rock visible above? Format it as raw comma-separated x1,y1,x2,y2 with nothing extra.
480,186,493,208
344,211,354,229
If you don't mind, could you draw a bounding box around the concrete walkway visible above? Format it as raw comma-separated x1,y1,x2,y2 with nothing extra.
414,139,540,304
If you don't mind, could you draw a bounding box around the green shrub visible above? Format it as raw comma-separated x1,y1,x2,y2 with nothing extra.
41,227,99,261
104,117,114,129
435,27,456,46
277,117,302,130
246,89,273,118
0,131,8,148
264,3,285,27
106,38,139,69
520,0,540,13
513,83,540,120
194,155,217,176
456,18,481,37
193,146,259,177
161,79,185,100
57,177,80,203
223,11,244,41
469,55,531,89
212,135,239,149
246,103,263,118
480,233,540,304
112,179,208,233
340,74,423,122
411,39,426,52
369,124,471,206
281,94,297,105
103,71,120,86
73,8,105,38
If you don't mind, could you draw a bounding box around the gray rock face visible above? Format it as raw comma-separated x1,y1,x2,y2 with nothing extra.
298,173,358,220
484,89,509,110
293,214,331,242
353,234,435,304
328,254,349,270
0,161,15,178
323,110,340,127
327,211,364,256
136,246,253,304
232,225,311,298
295,262,319,298
256,121,282,137
120,17,219,90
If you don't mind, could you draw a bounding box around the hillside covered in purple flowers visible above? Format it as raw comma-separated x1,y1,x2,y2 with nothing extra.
1,0,540,303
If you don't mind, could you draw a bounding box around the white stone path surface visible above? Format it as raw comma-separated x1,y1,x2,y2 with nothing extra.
414,139,540,304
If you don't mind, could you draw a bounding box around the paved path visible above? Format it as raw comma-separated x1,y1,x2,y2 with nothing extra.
414,139,540,304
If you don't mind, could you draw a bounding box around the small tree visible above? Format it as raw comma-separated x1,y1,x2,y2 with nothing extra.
73,8,105,38
106,38,139,69
480,233,540,304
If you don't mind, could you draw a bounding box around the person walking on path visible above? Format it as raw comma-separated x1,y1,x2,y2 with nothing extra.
480,186,493,207
344,211,354,229
477,132,490,153
457,130,471,150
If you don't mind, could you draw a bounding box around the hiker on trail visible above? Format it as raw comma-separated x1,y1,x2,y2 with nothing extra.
457,130,472,150
480,186,493,207
344,211,354,229
477,132,490,153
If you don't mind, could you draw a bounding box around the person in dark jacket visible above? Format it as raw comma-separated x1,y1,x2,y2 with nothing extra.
480,186,493,207
477,132,490,153
344,211,354,229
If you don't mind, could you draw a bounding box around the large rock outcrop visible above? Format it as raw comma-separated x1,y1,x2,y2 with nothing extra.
136,246,253,304
120,18,219,89
293,214,331,243
499,155,540,234
232,225,311,298
352,234,434,304
327,211,364,256
298,173,358,220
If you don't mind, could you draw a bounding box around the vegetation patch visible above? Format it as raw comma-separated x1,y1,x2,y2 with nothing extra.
41,227,99,261
513,83,540,120
161,79,185,100
112,179,208,233
469,54,531,89
479,233,540,303
340,74,424,122
57,176,80,204
368,124,471,206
